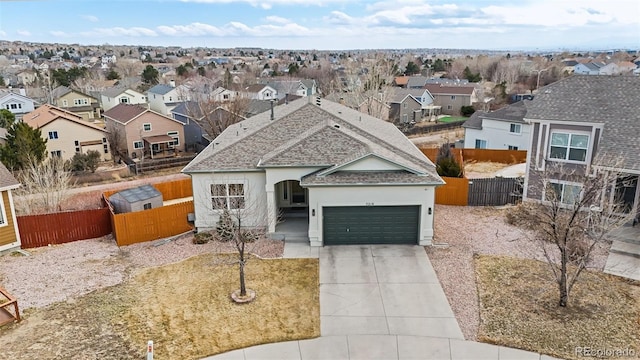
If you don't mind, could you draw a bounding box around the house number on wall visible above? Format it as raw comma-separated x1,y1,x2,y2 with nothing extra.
365,202,374,206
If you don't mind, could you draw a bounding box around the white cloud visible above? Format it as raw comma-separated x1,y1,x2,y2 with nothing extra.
0,30,6,37
17,30,31,36
157,23,224,36
325,11,356,25
264,16,291,24
81,15,99,22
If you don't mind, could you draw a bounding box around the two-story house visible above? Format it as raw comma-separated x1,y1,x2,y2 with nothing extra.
424,84,478,116
104,103,185,160
0,88,36,121
100,86,147,112
23,104,111,161
244,84,278,101
50,86,101,121
463,101,530,150
266,79,317,100
147,83,190,116
388,88,436,124
523,75,639,221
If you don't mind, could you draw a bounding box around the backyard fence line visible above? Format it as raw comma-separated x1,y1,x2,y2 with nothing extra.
17,208,112,249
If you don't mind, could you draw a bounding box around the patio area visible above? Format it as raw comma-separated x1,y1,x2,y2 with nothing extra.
604,224,640,281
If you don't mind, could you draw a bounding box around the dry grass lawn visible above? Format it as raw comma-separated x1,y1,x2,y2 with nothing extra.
475,255,640,360
0,254,320,360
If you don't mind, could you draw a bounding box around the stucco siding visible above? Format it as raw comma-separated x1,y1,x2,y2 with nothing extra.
191,171,268,230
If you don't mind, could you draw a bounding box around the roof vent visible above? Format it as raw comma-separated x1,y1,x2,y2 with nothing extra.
333,124,340,129
315,96,321,106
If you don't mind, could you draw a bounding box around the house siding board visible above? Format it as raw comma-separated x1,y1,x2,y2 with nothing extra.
39,120,110,161
121,112,185,158
0,191,18,247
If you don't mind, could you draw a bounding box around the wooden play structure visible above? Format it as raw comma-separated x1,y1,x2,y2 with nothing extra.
0,287,20,326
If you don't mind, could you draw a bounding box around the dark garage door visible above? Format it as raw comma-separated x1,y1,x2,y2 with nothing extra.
323,206,420,245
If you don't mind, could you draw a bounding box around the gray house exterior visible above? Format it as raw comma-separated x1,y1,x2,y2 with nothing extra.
523,75,639,220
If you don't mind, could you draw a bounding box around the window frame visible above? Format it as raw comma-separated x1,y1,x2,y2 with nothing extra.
545,180,583,206
509,123,522,134
133,140,144,149
0,192,7,227
167,131,179,148
73,98,89,106
475,139,487,149
143,123,152,132
48,131,59,140
210,182,246,211
548,131,590,163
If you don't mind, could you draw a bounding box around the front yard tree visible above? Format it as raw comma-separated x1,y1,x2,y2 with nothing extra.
15,156,74,214
514,161,633,307
141,65,159,85
0,122,47,170
0,109,16,128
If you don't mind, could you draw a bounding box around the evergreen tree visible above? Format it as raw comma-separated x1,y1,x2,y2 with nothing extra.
0,122,48,170
141,65,159,85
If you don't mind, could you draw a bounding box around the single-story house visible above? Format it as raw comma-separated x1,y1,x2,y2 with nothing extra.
182,97,444,247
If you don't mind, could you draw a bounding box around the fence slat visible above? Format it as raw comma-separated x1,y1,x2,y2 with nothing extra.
17,208,112,249
467,177,523,206
112,201,195,246
436,177,469,206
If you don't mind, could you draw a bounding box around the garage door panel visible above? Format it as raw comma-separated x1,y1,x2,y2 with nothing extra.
323,206,419,245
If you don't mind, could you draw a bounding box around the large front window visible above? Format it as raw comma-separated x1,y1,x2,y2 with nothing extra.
550,132,589,162
211,183,245,210
546,182,582,205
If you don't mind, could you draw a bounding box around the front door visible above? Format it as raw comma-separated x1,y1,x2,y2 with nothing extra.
291,181,307,205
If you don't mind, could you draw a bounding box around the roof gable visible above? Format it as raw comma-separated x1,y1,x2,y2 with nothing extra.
23,104,106,132
104,103,148,124
322,154,415,174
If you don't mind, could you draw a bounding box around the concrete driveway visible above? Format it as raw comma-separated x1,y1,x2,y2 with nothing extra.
204,245,551,360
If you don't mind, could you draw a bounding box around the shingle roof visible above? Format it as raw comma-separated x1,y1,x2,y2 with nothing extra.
23,104,107,132
0,162,20,190
464,101,528,131
526,75,640,171
424,84,475,95
110,184,161,203
102,85,129,98
245,84,268,93
51,85,72,99
389,88,428,103
183,97,443,185
147,84,175,95
103,103,147,124
407,76,428,88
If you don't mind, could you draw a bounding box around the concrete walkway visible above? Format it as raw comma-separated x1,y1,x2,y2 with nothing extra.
204,245,556,360
604,226,640,281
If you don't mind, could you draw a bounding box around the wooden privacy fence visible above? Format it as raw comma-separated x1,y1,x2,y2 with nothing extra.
103,178,192,201
420,148,527,166
17,208,112,249
436,177,469,206
110,200,195,246
467,177,523,206
104,179,195,246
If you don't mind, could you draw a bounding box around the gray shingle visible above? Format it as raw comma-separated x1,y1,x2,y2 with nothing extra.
526,75,640,171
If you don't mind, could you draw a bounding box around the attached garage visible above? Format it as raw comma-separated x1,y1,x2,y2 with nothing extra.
323,206,420,245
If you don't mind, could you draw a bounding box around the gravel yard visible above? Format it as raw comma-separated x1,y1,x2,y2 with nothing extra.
426,205,611,341
0,233,283,311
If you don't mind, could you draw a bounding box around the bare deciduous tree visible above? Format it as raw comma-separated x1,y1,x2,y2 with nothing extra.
514,159,635,307
106,127,125,164
15,157,74,215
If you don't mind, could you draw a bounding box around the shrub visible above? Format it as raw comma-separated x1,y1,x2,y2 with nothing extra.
216,209,235,242
461,105,476,117
69,150,102,173
435,143,462,177
193,232,213,244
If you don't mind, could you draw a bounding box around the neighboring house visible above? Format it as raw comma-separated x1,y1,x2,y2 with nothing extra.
182,97,444,247
266,79,317,100
598,61,637,75
573,62,604,75
210,87,239,103
392,76,409,88
50,86,101,121
324,92,390,121
147,83,190,115
424,84,478,115
100,86,147,112
463,101,530,150
388,91,423,124
22,104,111,161
171,101,244,150
562,60,579,74
108,185,163,214
407,76,429,89
0,163,21,253
523,75,639,220
0,88,36,121
244,84,278,101
104,103,185,160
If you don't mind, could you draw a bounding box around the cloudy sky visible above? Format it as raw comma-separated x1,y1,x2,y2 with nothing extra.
0,0,638,50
